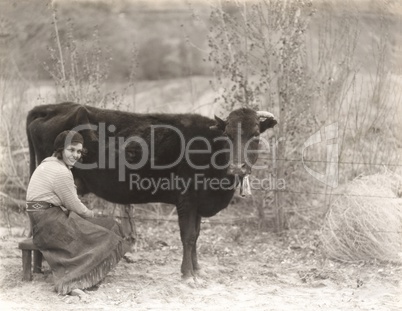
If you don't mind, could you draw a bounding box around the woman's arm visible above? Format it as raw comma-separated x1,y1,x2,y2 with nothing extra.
53,169,94,218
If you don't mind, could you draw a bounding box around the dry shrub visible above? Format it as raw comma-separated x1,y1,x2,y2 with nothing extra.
321,171,402,263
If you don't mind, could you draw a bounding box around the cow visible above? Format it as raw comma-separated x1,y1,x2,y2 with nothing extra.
26,102,277,280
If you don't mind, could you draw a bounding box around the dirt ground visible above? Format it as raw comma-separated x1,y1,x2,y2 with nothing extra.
0,220,401,311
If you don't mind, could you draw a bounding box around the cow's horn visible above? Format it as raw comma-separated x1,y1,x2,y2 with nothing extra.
256,111,275,119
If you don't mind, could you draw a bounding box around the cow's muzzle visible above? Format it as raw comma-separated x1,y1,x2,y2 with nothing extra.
228,163,250,176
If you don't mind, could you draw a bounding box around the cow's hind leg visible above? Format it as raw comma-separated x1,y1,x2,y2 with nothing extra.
192,214,202,273
177,202,198,280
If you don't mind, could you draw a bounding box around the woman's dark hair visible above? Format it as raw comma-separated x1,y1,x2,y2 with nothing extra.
54,130,84,150
53,130,87,160
54,148,64,160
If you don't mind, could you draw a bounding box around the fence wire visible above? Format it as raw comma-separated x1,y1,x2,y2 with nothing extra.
2,142,401,234
272,189,401,200
1,143,402,167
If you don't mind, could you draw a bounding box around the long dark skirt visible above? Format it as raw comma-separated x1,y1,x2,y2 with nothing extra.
29,207,130,295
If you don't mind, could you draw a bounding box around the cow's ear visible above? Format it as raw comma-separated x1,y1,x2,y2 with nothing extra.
210,115,226,132
259,117,277,133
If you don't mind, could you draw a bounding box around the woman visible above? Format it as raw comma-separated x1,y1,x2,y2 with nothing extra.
26,130,130,295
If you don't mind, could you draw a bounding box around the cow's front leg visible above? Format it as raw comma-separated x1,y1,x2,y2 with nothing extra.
177,204,198,279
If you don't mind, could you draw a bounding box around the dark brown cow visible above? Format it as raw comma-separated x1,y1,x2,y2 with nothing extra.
26,102,277,279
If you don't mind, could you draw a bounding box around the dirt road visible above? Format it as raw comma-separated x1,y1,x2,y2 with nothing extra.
0,221,401,310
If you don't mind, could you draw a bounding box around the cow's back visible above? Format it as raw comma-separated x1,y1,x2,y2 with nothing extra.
26,103,219,201
26,102,98,175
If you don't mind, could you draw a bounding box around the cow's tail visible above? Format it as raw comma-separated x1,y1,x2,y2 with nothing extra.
26,111,37,178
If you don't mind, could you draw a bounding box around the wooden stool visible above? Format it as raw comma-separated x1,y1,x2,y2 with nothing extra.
18,238,43,281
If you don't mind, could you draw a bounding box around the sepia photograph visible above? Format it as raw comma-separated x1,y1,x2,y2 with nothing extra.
0,0,401,310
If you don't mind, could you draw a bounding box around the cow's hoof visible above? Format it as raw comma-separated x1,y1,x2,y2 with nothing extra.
194,268,206,278
182,275,207,288
182,276,197,288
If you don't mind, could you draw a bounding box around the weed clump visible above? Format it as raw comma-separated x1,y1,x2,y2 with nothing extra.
321,171,402,263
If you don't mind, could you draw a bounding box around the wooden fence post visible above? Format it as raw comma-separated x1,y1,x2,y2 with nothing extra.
272,136,282,233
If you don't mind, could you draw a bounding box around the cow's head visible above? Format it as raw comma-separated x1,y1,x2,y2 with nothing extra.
211,108,277,176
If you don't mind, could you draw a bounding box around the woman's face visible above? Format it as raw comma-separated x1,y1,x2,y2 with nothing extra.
62,143,83,167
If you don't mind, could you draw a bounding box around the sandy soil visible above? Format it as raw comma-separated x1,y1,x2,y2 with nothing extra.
0,221,401,311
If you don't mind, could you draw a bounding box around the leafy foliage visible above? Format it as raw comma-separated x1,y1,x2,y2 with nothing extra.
206,0,401,232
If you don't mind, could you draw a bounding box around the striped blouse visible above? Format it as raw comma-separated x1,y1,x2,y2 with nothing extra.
26,157,94,218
